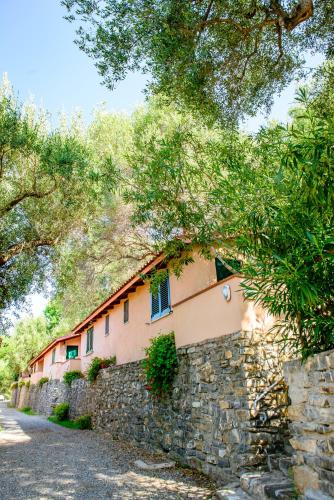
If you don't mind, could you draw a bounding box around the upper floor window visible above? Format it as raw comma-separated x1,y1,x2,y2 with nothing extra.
52,348,56,364
215,258,241,282
105,314,110,335
123,300,129,323
86,327,94,353
151,274,171,321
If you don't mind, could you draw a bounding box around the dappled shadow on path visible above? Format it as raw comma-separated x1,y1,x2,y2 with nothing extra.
0,403,213,499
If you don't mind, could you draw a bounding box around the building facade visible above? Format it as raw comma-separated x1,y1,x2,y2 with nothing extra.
28,252,273,382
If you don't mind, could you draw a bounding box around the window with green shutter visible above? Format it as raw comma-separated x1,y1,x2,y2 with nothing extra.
151,274,171,320
66,346,78,360
52,348,56,364
215,258,241,282
124,300,129,323
105,314,110,335
86,328,94,353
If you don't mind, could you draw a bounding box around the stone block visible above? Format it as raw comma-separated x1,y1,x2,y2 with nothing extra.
290,437,317,454
293,465,319,494
304,488,333,500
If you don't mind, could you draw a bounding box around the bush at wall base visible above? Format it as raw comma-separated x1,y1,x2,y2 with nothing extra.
52,402,70,421
75,415,92,429
63,370,84,385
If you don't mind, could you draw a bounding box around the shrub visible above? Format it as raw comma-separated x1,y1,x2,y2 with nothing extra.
63,370,84,385
11,382,18,390
52,402,70,421
38,377,49,387
18,380,25,388
87,356,116,382
141,332,178,397
26,380,31,389
21,406,31,412
75,415,92,430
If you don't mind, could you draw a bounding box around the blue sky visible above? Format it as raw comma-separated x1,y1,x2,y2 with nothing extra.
0,0,147,120
1,1,324,320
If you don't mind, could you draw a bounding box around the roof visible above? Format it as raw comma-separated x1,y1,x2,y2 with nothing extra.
70,252,165,336
29,332,81,367
28,253,165,368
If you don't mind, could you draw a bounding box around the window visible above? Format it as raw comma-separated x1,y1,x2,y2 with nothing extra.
105,314,110,335
66,346,78,360
151,274,171,320
215,258,241,282
86,327,94,353
52,349,56,364
123,299,129,323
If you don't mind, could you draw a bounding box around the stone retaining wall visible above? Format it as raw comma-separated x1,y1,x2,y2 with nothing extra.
15,330,289,483
284,349,334,499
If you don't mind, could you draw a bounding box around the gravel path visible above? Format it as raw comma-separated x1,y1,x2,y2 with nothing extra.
0,402,215,499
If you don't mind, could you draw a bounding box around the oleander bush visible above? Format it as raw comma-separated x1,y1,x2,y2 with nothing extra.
63,370,84,385
142,332,178,397
87,356,116,382
52,402,70,421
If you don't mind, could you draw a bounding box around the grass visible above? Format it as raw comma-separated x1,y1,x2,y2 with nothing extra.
19,406,37,416
48,416,82,429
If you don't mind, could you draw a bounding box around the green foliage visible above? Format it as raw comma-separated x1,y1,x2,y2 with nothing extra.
0,77,116,327
19,406,36,415
44,302,62,333
87,356,116,383
126,64,334,359
63,0,332,122
52,402,70,421
18,380,25,388
38,377,49,387
48,416,83,429
0,315,56,394
25,380,31,389
142,332,178,397
10,382,18,390
63,370,84,385
75,415,92,430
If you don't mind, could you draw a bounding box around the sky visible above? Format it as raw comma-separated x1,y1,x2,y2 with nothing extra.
1,1,324,322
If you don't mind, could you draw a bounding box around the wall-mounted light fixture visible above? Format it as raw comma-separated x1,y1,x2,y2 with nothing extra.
221,285,231,302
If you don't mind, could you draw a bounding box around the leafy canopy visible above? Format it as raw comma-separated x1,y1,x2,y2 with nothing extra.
126,64,334,358
0,78,114,326
63,0,333,122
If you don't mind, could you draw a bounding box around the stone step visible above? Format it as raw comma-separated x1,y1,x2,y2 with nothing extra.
216,485,252,500
278,457,293,477
240,471,295,500
267,454,293,477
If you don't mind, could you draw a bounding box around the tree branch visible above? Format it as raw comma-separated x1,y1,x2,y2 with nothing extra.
0,238,57,266
0,185,57,217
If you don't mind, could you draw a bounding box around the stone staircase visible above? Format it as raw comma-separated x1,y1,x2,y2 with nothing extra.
216,454,295,500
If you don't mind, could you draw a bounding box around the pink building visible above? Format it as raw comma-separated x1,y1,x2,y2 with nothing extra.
28,252,273,383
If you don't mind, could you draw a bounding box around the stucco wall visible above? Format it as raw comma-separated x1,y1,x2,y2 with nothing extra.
284,350,334,499
79,254,274,370
16,330,289,483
